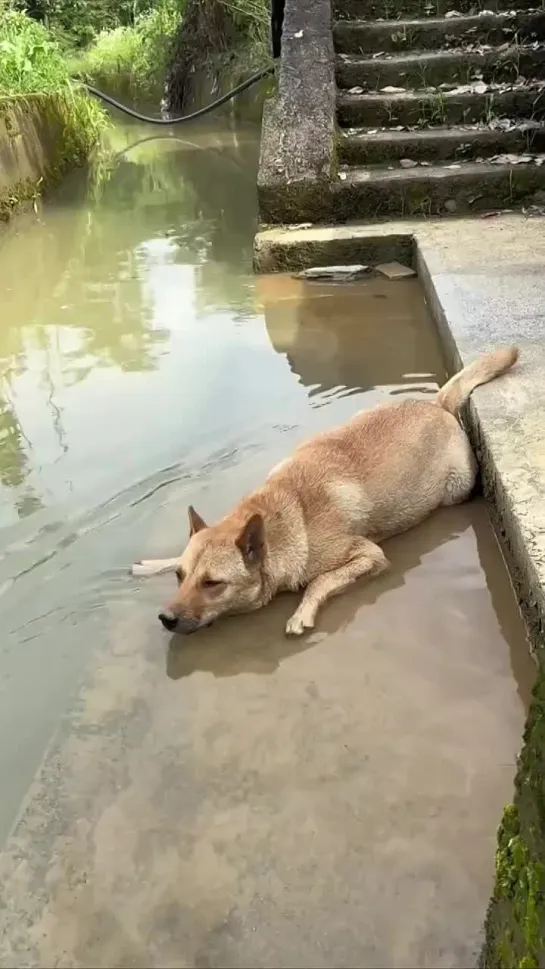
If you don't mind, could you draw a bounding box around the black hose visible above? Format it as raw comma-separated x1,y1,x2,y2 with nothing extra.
83,66,274,125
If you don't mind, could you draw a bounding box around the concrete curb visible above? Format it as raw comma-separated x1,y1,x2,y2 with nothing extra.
416,242,545,645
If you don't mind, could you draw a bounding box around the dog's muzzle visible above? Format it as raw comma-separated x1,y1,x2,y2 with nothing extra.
158,611,202,635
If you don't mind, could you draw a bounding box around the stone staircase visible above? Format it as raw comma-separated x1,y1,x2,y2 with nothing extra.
332,0,545,218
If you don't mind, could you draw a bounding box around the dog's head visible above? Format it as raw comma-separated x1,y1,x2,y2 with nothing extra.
158,505,267,634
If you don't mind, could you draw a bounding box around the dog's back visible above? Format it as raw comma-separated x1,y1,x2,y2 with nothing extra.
269,398,468,547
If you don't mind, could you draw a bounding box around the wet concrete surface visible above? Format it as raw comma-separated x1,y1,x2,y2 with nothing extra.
0,500,533,969
0,124,536,968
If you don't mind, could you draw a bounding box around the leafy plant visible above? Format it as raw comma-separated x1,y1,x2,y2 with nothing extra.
71,0,185,96
0,3,107,190
0,6,70,93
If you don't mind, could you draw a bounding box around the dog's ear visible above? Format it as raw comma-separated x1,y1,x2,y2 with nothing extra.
236,513,264,566
188,505,207,536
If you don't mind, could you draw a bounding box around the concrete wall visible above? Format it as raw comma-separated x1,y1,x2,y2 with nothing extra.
0,93,96,223
257,0,337,224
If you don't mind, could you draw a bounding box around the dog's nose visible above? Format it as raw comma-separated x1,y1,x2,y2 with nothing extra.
158,611,178,632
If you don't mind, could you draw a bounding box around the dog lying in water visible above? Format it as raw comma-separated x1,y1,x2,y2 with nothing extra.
133,347,518,637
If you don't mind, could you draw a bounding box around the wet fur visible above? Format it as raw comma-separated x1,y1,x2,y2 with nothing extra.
134,347,518,636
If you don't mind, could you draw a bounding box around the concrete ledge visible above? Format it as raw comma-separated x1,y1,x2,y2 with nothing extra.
416,227,545,646
252,213,545,965
257,0,337,224
254,222,415,272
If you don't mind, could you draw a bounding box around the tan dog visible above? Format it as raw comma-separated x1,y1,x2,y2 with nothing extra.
133,347,518,636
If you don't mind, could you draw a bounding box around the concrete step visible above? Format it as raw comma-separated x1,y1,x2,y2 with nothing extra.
335,0,539,20
337,47,545,90
334,10,545,54
338,121,545,164
337,81,545,126
332,159,545,218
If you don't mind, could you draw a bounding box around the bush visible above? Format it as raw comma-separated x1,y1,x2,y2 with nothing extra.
72,0,184,97
0,6,72,93
18,0,158,46
70,24,143,83
0,5,106,174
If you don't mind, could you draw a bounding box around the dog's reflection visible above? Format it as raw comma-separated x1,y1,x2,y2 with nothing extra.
256,273,446,401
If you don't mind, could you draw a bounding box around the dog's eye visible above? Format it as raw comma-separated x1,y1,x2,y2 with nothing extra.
202,578,224,589
175,569,184,585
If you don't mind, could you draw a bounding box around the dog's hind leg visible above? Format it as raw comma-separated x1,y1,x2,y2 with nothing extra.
441,427,477,506
131,558,180,577
285,538,389,636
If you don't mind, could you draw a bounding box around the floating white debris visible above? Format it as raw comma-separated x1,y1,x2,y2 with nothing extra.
381,85,405,93
399,158,418,168
295,265,371,281
293,29,303,38
491,152,533,164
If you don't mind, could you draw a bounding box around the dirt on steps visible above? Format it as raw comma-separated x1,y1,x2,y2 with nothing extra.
337,47,545,90
335,0,540,19
334,9,545,51
338,121,545,163
333,0,545,218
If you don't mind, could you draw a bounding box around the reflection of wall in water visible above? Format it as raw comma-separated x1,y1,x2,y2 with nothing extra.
259,275,446,397
0,389,43,519
93,128,261,312
95,131,259,263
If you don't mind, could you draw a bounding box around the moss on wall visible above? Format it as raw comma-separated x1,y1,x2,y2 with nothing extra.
481,668,545,968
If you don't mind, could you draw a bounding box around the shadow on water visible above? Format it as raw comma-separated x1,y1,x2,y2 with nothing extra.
166,510,465,681
259,272,449,401
165,498,535,711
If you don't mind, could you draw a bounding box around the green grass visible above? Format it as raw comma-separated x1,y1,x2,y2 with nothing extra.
0,4,105,136
72,0,270,101
219,0,269,41
0,6,74,94
72,0,184,97
0,4,107,218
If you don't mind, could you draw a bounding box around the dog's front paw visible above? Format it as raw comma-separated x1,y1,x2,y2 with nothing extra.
285,612,315,636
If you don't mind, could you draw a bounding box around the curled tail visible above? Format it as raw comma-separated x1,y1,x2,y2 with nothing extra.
436,347,519,416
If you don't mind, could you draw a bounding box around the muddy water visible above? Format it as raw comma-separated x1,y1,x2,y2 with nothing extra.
0,117,536,968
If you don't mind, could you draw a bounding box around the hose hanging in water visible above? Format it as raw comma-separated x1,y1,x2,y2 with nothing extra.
83,66,275,125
